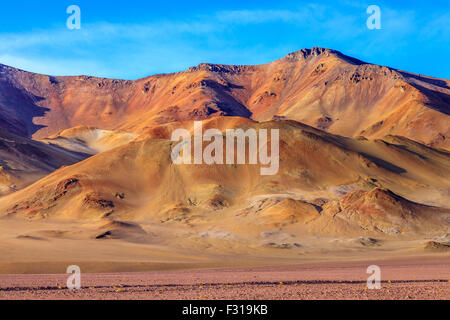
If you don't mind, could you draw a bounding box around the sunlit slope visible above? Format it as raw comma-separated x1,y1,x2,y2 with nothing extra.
40,126,137,155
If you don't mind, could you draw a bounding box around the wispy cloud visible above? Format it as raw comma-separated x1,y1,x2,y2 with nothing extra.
0,20,218,51
214,9,312,24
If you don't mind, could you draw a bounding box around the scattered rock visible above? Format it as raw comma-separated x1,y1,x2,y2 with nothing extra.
115,192,125,200
83,193,115,209
358,237,381,247
53,178,80,201
423,241,450,252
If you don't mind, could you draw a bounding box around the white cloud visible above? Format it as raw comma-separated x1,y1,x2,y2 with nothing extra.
0,54,108,77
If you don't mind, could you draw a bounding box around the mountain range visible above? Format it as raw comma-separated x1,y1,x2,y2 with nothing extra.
0,48,448,273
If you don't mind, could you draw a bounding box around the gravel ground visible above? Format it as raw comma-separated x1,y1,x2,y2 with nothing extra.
1,260,449,300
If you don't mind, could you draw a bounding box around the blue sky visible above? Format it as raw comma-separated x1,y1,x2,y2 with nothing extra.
0,0,449,79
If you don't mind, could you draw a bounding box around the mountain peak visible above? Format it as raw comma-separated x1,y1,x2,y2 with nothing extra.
285,47,337,59
284,47,365,65
186,48,363,73
187,63,256,73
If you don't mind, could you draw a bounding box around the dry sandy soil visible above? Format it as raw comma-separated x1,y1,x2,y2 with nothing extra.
0,256,448,300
